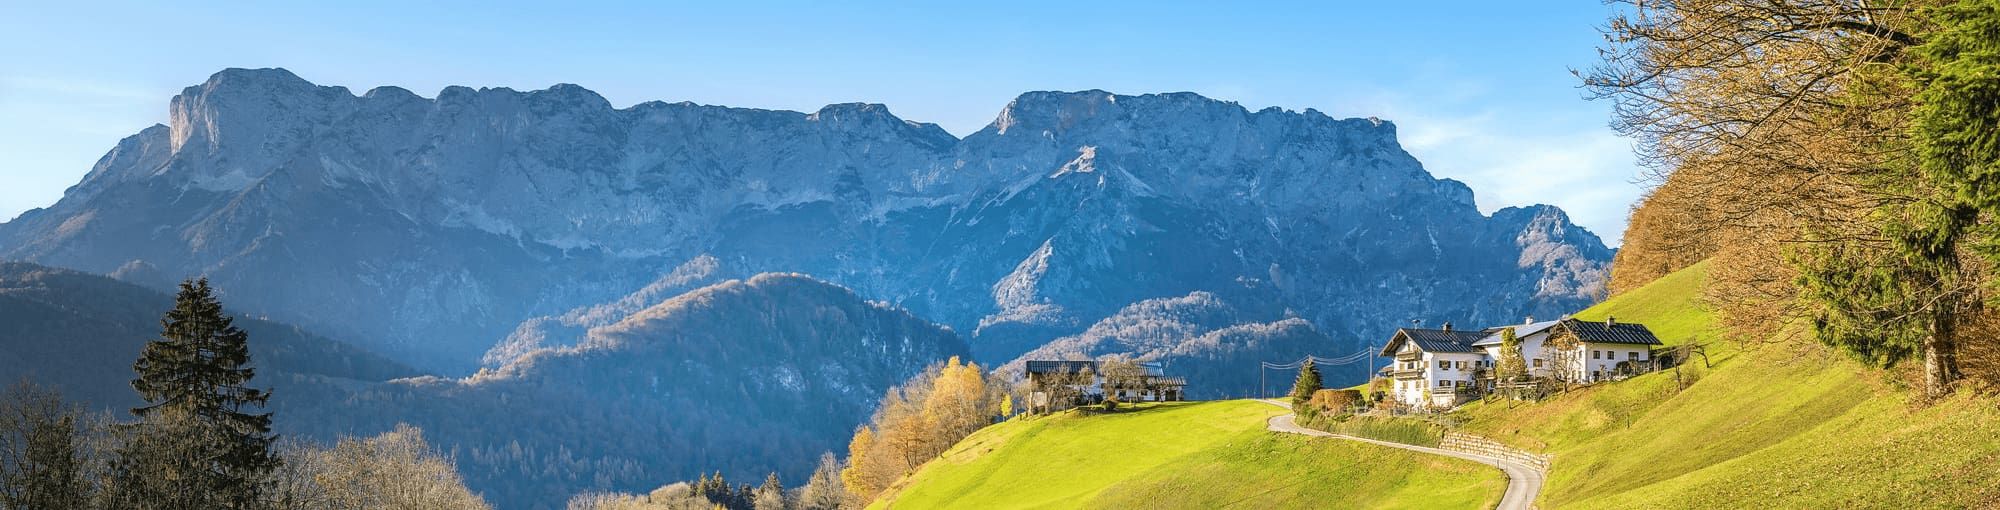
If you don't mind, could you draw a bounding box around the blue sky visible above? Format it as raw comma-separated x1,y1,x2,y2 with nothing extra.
0,1,1642,243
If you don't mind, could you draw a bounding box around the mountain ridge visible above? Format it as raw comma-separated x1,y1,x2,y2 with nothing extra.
0,67,1614,375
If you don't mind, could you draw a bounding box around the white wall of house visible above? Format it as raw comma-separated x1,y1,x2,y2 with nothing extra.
1545,342,1651,382
1391,351,1487,408
1481,329,1556,378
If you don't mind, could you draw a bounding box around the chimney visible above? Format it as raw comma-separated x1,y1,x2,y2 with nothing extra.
1524,315,1535,325
1606,316,1617,328
1441,321,1453,331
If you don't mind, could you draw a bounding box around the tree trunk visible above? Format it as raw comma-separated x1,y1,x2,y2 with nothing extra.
1925,310,1962,399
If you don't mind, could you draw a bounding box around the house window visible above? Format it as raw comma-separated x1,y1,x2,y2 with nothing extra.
1592,350,1601,360
1441,380,1453,388
1455,361,1466,370
1533,359,1545,368
1438,360,1450,370
1628,351,1640,360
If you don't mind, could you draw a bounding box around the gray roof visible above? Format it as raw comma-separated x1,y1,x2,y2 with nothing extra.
1380,328,1487,355
1024,360,1099,374
1556,318,1664,346
1472,320,1562,346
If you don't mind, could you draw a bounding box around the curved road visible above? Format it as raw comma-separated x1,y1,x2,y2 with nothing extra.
1256,400,1543,510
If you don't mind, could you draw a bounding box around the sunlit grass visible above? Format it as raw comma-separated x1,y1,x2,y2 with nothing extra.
871,400,1503,509
1458,262,2000,508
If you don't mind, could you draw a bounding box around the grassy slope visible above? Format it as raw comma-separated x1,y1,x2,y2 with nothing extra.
871,400,1503,509
1458,262,2000,509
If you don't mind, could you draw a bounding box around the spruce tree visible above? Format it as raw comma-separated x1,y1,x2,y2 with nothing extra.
1288,360,1321,415
1905,0,2000,397
1797,1,2000,399
119,278,277,508
753,472,785,510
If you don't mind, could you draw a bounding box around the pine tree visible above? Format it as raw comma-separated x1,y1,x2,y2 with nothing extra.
753,472,785,510
1288,360,1321,415
117,278,278,509
1905,0,2000,397
1797,1,2000,400
735,483,755,510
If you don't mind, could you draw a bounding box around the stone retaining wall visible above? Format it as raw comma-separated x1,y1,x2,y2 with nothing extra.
1439,432,1551,471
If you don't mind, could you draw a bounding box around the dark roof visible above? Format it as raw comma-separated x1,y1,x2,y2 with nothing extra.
1554,318,1663,346
1472,320,1562,346
1024,360,1099,374
1380,328,1487,355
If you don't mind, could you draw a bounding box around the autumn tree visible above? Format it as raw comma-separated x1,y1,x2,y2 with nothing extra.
840,357,1006,504
270,424,490,510
796,452,845,510
1544,333,1585,391
1584,0,2000,396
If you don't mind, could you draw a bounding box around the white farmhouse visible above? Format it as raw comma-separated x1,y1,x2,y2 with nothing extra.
1472,317,1561,378
1538,317,1662,383
1379,317,1666,409
1378,323,1491,408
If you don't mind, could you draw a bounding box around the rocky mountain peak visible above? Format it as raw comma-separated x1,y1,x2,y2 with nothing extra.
0,69,1615,375
526,83,614,110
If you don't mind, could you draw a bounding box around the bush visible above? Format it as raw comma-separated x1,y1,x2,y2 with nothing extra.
1102,396,1120,412
1308,389,1363,417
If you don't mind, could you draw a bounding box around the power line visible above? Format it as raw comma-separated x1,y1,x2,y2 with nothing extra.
1258,346,1381,398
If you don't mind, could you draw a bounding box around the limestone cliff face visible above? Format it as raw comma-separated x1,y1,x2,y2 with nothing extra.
0,68,1612,372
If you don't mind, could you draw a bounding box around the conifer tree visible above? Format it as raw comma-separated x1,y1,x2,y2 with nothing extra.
1288,360,1321,414
1797,0,2000,399
117,277,277,508
752,473,785,510
1905,0,2000,396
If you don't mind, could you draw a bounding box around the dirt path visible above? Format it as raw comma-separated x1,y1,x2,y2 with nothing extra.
1256,399,1542,510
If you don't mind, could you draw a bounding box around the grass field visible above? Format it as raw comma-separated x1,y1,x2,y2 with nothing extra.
1457,262,2000,508
869,400,1504,509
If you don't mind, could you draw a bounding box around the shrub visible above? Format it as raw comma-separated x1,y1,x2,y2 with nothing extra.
1308,389,1363,417
1102,396,1120,412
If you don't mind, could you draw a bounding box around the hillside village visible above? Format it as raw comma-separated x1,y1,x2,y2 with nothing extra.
1379,317,1667,409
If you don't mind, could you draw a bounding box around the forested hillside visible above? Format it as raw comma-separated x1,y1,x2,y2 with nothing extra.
283,273,969,509
0,261,420,410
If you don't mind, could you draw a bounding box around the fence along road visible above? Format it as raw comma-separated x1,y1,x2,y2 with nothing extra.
1254,399,1544,510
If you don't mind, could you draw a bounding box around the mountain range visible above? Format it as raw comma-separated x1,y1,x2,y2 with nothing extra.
0,68,1616,507
0,67,1611,374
